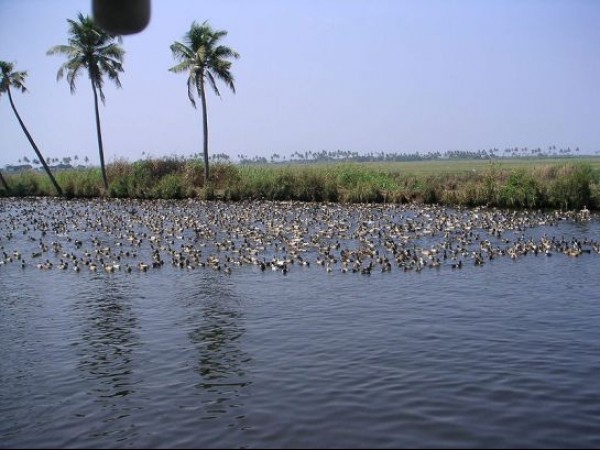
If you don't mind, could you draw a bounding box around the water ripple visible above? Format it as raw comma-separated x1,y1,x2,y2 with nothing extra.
2,201,600,448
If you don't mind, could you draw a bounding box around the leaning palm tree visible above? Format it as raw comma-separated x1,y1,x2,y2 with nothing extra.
169,21,239,185
47,13,125,191
1,60,63,196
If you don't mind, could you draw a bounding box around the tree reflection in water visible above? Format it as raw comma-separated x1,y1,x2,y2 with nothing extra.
184,275,251,423
72,276,140,403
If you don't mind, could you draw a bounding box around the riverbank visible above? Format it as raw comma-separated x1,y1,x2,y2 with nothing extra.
1,158,599,210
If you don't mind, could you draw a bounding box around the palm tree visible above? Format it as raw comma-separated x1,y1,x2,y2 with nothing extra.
47,13,125,191
1,60,63,196
169,21,239,185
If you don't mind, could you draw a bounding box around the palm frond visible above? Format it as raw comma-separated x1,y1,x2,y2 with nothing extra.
169,60,192,74
206,71,222,97
170,41,195,63
186,73,197,108
48,13,125,98
46,44,76,57
0,60,28,94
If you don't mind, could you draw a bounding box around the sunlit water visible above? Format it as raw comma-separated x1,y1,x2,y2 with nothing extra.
1,199,600,448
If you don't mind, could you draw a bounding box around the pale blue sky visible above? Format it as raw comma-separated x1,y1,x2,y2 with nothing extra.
1,0,599,167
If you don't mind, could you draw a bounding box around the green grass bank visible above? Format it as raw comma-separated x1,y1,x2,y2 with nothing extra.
2,158,600,210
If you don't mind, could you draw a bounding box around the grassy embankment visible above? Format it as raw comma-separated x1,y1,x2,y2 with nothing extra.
1,157,600,210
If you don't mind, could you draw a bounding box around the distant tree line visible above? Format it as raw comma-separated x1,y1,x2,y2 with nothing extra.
3,145,593,172
236,146,589,165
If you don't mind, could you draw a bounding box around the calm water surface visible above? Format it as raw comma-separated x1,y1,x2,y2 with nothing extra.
1,199,599,448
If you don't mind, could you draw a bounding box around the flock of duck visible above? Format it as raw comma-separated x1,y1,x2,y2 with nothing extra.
0,198,598,277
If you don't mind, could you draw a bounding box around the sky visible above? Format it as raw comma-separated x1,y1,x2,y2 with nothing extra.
1,0,599,167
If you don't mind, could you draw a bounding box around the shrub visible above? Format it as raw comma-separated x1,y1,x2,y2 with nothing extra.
154,173,184,199
10,171,41,196
549,164,594,210
499,170,541,208
210,163,240,189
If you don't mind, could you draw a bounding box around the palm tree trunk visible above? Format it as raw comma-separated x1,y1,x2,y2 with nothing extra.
199,80,210,185
91,78,109,191
0,169,9,193
6,86,63,197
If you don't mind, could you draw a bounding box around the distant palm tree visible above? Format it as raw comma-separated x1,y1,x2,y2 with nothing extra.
0,60,63,196
169,21,239,185
47,13,125,191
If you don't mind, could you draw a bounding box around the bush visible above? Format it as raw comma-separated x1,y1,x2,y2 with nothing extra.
154,173,184,199
210,163,240,189
57,169,102,198
499,170,541,208
549,164,594,210
183,159,205,188
10,171,41,196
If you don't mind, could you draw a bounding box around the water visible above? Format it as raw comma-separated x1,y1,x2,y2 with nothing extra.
1,199,600,448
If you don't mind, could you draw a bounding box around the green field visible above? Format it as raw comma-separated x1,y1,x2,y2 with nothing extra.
354,157,600,175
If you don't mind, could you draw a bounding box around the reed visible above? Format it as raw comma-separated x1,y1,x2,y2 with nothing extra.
1,158,599,210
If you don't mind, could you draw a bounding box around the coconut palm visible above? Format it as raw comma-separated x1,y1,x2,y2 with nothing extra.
169,21,239,185
47,13,125,191
1,60,63,196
